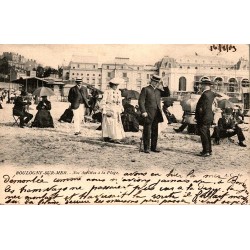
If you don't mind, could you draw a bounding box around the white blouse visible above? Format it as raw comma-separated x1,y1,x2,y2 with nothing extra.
100,89,123,114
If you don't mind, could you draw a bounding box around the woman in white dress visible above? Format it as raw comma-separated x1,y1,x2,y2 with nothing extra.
100,78,125,143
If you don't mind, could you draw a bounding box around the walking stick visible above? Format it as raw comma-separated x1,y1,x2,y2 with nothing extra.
139,118,145,153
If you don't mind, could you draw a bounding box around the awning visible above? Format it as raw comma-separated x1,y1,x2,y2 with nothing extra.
12,77,49,84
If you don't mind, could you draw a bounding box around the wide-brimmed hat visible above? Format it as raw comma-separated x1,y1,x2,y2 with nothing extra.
109,77,124,85
150,75,161,82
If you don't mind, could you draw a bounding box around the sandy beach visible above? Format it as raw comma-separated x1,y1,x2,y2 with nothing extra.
0,100,249,177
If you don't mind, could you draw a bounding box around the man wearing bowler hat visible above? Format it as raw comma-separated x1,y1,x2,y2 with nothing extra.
68,78,90,135
195,79,217,156
139,75,170,153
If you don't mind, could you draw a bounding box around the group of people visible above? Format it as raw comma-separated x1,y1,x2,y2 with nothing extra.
13,90,54,128
10,75,247,156
194,79,247,157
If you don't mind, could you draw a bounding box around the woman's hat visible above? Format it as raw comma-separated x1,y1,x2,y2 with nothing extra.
109,77,124,85
21,90,27,96
224,107,233,114
150,75,161,82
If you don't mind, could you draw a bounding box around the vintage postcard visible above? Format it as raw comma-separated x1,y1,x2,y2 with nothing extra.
0,44,249,205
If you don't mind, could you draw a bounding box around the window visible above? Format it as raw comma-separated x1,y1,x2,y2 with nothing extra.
107,72,111,77
123,72,127,78
93,74,95,76
77,73,79,75
77,64,80,68
162,72,165,77
81,73,83,76
137,67,140,70
93,65,96,69
107,66,109,69
195,67,198,69
98,79,102,84
179,77,186,91
147,74,150,79
72,73,75,75
99,74,101,77
87,78,89,83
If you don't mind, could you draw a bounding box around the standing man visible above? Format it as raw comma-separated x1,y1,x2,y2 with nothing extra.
68,78,89,135
195,79,217,157
139,75,170,153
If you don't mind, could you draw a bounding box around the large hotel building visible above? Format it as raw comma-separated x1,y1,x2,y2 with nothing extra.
62,55,250,109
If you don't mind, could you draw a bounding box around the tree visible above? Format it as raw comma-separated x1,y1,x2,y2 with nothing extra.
36,65,44,78
43,67,52,77
0,57,10,75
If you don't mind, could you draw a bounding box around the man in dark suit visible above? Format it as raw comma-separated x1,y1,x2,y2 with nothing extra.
13,91,33,128
195,79,217,157
139,75,170,153
212,108,246,147
68,78,89,135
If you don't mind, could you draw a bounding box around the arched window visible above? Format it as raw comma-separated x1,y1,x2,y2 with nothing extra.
242,79,249,87
228,78,237,92
162,72,165,77
179,77,186,91
168,63,171,68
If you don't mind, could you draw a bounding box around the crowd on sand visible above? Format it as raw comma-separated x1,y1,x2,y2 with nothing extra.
0,75,248,157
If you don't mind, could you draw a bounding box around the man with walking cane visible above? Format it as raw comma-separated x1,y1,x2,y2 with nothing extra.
139,75,170,153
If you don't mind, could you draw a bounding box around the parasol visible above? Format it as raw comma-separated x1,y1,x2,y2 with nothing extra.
228,97,239,103
33,87,55,97
120,89,140,100
217,99,234,109
216,92,230,100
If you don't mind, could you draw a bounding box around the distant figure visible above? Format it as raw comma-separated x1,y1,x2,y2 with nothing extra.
139,75,170,153
100,77,125,143
195,79,217,157
68,78,90,135
31,96,54,128
13,91,33,128
212,108,247,147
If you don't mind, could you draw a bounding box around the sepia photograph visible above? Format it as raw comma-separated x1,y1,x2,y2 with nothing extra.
0,44,249,205
1,1,249,250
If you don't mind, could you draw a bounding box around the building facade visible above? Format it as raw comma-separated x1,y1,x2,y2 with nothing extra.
62,54,250,109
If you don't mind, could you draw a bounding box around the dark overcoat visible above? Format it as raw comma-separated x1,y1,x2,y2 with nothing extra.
195,90,217,125
138,86,169,124
68,85,89,110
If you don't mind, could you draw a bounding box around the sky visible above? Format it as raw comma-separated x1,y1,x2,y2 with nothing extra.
0,44,248,68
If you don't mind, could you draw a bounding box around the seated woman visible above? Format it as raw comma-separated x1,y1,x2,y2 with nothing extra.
31,96,54,128
121,98,139,132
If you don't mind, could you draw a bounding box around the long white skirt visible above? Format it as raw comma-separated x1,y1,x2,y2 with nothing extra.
102,113,125,140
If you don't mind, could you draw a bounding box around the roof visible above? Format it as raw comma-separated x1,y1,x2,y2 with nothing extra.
11,77,49,83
